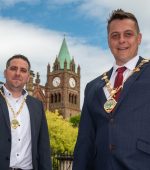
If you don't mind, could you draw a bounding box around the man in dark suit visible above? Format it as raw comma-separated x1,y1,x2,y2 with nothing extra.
0,54,52,170
73,9,150,170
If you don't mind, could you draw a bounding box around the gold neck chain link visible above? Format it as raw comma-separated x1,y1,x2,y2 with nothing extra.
102,59,149,113
102,59,149,98
0,89,27,129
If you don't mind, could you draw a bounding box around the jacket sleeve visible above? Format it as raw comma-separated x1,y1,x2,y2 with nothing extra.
73,83,96,170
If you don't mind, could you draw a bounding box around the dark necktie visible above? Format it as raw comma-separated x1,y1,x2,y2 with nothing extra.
113,66,126,101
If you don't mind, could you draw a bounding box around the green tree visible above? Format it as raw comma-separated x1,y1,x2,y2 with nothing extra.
46,110,78,153
69,114,81,127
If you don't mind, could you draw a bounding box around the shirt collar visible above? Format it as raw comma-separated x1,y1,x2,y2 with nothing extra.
2,84,28,98
113,55,139,72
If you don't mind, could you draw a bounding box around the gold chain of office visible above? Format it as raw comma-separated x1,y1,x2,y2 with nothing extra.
102,59,149,113
0,90,26,129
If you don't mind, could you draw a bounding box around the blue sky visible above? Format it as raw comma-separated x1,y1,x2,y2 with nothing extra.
0,0,150,106
0,1,107,47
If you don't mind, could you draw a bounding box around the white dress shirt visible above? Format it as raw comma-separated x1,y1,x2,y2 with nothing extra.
103,55,139,99
3,85,33,169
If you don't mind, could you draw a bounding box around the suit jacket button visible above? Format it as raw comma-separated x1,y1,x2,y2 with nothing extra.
6,156,10,160
109,118,115,127
109,144,116,152
110,118,114,123
110,117,115,124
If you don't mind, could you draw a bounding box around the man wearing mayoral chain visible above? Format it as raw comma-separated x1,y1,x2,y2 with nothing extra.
73,9,150,170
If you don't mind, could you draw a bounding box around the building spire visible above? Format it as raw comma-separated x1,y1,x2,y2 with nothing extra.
58,37,71,69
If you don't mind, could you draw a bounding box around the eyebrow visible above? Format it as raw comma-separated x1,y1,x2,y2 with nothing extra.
8,65,29,71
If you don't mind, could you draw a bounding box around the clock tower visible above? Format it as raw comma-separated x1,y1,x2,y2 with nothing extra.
45,38,80,118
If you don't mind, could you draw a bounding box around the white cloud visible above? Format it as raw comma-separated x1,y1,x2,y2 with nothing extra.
0,18,112,106
79,0,150,20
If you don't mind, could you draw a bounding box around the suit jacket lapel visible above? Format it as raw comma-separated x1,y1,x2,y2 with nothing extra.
96,68,113,116
113,57,149,112
0,87,11,130
26,96,36,143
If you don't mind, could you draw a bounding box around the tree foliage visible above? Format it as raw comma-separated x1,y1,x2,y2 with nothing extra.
46,110,78,153
69,114,81,127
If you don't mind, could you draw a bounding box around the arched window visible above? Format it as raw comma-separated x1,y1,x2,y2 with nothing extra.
58,93,61,102
51,94,54,103
54,93,57,102
75,95,77,104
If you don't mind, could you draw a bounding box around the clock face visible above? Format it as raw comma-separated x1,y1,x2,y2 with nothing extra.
69,77,76,88
52,77,61,87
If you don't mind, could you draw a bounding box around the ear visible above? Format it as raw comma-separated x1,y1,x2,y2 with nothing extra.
138,33,142,45
27,73,30,83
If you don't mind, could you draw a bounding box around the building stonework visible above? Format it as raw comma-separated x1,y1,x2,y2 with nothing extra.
26,38,80,118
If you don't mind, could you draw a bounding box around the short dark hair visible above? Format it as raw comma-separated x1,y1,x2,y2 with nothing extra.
107,9,140,33
6,54,31,70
